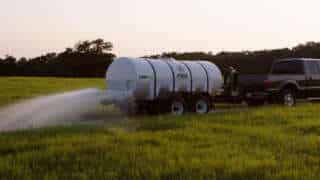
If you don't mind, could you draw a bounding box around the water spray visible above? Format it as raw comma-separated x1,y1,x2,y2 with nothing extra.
0,88,103,132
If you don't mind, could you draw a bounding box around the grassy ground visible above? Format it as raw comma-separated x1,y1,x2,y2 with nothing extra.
0,77,105,106
0,77,320,179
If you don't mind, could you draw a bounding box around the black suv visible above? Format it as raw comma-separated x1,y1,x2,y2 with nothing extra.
237,58,320,106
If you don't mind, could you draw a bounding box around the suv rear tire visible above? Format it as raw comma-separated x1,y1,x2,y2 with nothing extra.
280,89,296,107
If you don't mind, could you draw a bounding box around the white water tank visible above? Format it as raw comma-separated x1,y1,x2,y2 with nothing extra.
105,57,223,103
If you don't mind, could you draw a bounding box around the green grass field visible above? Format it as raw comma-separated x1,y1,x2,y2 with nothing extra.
0,77,320,179
0,77,105,106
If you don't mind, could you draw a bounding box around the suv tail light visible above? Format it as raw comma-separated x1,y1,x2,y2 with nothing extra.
264,80,272,90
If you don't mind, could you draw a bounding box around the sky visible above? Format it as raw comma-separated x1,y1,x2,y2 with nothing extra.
1,0,320,58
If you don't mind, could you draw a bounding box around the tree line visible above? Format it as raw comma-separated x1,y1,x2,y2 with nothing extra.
0,39,115,77
1,40,320,77
147,42,320,74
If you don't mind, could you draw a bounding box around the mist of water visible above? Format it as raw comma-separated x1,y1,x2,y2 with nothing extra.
0,88,105,132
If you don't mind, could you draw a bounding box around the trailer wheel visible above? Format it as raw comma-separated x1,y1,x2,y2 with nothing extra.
193,96,210,114
170,97,186,116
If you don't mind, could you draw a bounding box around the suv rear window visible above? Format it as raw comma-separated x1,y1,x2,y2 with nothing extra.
272,61,304,74
306,61,320,74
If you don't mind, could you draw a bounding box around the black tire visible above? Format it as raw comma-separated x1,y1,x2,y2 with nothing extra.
192,96,210,114
169,97,186,116
279,89,296,107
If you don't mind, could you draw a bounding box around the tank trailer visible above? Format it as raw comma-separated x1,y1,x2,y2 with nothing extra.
101,57,223,115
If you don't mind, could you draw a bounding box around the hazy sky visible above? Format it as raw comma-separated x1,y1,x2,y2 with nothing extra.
1,0,320,58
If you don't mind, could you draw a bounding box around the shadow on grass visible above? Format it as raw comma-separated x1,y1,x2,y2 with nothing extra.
132,115,188,132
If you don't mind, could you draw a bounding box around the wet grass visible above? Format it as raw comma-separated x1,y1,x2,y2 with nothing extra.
0,77,320,179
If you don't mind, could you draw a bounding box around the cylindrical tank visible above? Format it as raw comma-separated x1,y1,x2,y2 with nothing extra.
104,57,223,104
